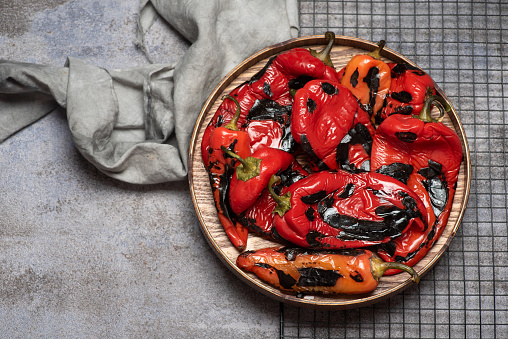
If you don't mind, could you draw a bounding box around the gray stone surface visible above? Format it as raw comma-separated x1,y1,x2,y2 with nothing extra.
0,1,279,337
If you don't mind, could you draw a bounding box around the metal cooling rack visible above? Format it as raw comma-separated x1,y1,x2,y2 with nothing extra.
279,1,508,338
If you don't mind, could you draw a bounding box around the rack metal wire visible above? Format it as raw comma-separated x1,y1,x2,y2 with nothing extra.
280,1,508,338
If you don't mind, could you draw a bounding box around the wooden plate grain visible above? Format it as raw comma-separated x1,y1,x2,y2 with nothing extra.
188,35,471,310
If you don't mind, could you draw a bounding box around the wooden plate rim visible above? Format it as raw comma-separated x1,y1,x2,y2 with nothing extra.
188,34,472,310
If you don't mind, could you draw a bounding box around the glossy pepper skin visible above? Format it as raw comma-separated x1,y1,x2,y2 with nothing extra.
291,79,375,172
224,146,295,215
236,247,419,295
340,40,391,123
205,96,250,251
270,170,428,250
371,96,463,272
378,63,436,124
237,162,309,241
201,32,339,162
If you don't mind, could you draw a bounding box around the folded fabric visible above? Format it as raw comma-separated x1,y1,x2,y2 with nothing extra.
0,0,299,184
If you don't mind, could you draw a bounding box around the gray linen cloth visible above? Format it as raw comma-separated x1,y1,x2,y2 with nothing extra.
0,0,299,184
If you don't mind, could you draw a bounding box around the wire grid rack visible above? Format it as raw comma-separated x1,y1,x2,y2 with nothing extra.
279,1,508,338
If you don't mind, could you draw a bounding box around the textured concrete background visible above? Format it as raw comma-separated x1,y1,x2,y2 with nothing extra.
0,1,280,337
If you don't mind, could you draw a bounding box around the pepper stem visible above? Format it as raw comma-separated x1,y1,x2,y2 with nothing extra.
414,95,451,123
370,255,420,283
367,40,386,60
310,31,335,67
268,175,291,217
223,95,241,131
220,146,261,181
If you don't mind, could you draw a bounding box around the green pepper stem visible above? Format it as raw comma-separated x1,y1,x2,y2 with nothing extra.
414,95,451,123
310,31,335,67
370,255,420,283
220,146,261,181
223,95,241,131
367,40,386,60
268,175,291,217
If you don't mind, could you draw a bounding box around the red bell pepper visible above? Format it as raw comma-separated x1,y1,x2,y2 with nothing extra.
269,170,428,250
236,162,309,241
291,79,375,172
222,146,294,215
371,95,463,272
201,32,340,162
376,63,436,124
205,95,250,251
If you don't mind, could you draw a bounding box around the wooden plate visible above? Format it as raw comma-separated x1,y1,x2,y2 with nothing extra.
188,35,471,310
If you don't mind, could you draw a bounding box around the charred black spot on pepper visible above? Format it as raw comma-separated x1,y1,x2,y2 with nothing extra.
255,262,298,289
216,115,224,127
393,105,414,115
307,98,317,113
277,165,307,189
263,82,273,97
395,131,418,143
391,91,413,103
297,267,342,287
351,68,359,87
306,231,325,247
276,269,298,289
254,263,271,269
314,189,423,241
364,66,380,112
375,163,414,185
419,159,448,217
247,99,289,124
300,135,330,170
301,190,328,204
249,56,275,84
338,183,355,198
336,123,373,172
317,193,335,216
391,63,423,76
321,82,338,95
288,75,315,91
350,271,364,282
305,207,316,222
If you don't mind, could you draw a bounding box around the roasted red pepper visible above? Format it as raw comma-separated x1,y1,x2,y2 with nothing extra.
340,40,391,122
371,95,463,272
201,32,340,162
269,170,428,250
291,79,375,172
237,247,419,295
377,63,436,124
205,95,250,251
237,162,309,241
223,146,294,215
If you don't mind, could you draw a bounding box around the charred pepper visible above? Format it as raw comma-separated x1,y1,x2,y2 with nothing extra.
340,40,391,122
237,246,419,295
379,62,436,124
270,170,428,250
291,79,375,172
371,95,463,272
237,162,309,241
223,146,295,215
205,95,250,251
201,32,340,161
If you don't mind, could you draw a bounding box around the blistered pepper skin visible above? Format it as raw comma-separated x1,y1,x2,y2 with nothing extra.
237,247,419,295
291,79,375,172
272,170,428,250
371,102,463,272
340,42,391,121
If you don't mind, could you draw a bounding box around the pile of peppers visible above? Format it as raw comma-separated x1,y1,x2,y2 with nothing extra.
200,32,463,295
